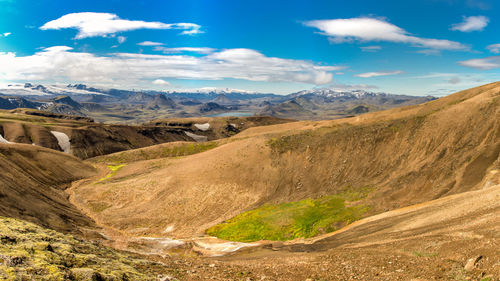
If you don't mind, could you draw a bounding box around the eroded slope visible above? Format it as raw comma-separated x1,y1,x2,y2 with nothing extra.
0,144,97,234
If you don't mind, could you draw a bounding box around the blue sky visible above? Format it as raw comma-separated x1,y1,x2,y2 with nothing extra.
0,0,499,95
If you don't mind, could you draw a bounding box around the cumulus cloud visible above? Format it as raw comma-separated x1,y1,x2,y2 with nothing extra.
355,70,404,78
40,12,202,39
450,15,489,32
0,46,341,86
137,41,164,46
328,82,378,91
1,32,11,37
152,79,170,85
360,45,381,52
117,36,126,44
416,49,442,56
304,17,468,50
458,56,500,70
448,77,461,84
153,46,216,54
486,44,500,54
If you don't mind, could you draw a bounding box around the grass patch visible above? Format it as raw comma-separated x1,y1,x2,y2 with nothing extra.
98,164,125,181
338,185,375,202
206,195,369,242
411,250,437,257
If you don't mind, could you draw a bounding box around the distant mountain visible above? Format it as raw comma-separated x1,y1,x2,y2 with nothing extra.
259,99,315,119
199,102,228,113
147,94,177,109
126,92,155,104
38,95,85,116
0,96,40,109
211,94,233,105
259,89,436,120
0,83,437,122
288,88,436,105
164,88,279,101
52,95,83,109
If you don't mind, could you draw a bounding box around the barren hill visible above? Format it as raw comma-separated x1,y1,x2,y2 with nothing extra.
70,82,499,241
0,144,96,234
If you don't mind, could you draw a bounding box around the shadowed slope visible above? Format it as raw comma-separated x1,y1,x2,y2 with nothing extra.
0,144,97,234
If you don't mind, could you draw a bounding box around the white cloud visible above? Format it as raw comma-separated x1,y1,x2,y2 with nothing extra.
2,32,11,37
450,16,489,32
152,79,170,85
328,82,378,91
304,17,468,50
416,49,442,56
0,46,342,86
40,12,202,39
137,41,164,46
153,46,216,54
360,45,381,52
486,44,500,54
355,70,404,78
459,56,500,70
117,36,126,44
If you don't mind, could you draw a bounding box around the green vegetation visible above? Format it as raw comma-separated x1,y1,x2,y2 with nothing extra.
0,217,165,280
206,194,369,242
93,141,218,164
411,250,437,257
337,185,375,202
98,164,126,181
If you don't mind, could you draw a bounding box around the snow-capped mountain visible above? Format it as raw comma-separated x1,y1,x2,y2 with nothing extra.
0,83,110,97
165,87,257,95
289,88,390,99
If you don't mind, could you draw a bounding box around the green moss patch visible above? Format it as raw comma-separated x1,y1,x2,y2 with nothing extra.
206,195,369,242
98,164,125,181
0,217,166,280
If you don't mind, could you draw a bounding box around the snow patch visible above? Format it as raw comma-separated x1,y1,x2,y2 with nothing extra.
185,131,208,142
138,237,185,248
163,225,175,233
0,134,12,144
50,131,71,153
193,240,259,257
194,123,210,131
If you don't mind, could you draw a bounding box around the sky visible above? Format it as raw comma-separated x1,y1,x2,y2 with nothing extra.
0,0,499,95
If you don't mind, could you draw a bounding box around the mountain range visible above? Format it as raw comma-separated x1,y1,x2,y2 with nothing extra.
0,83,435,123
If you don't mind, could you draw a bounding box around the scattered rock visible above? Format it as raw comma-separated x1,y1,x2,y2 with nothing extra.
158,275,178,281
70,268,103,281
271,241,284,251
464,255,482,272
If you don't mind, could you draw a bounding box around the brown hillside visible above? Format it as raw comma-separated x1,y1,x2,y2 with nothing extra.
0,110,290,159
0,144,97,234
70,82,500,240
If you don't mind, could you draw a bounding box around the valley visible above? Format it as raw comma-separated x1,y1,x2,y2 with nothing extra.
1,82,498,280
